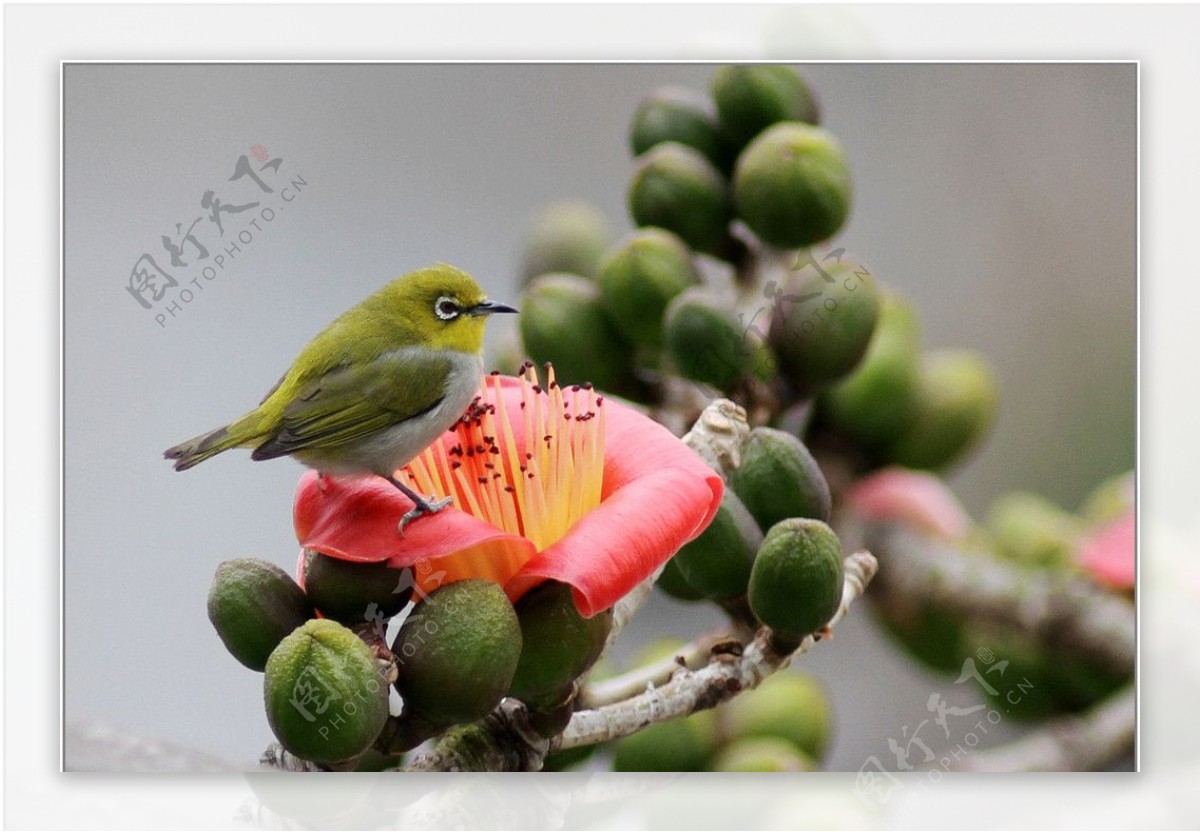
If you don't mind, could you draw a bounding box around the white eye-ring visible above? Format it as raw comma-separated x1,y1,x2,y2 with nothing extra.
435,296,461,321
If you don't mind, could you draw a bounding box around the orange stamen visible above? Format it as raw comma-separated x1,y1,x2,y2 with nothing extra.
401,365,606,552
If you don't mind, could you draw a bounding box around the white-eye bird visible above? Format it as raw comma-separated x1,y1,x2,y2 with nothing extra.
164,263,517,532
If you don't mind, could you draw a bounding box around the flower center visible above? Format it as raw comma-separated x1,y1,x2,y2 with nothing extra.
400,364,606,550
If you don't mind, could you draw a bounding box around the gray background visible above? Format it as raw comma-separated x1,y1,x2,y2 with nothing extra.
63,63,1135,770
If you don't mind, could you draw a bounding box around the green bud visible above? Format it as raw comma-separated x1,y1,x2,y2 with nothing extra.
710,737,817,772
959,620,1062,721
725,672,832,760
821,293,922,447
873,603,967,675
733,122,851,249
519,274,633,390
208,558,313,672
663,288,750,391
986,491,1084,569
656,556,705,601
487,328,527,378
1045,644,1131,714
672,488,763,600
629,142,731,253
749,518,845,644
630,86,727,169
301,550,413,624
597,228,698,349
612,709,720,772
1080,470,1134,526
768,256,880,390
542,744,597,771
526,697,576,738
887,349,999,471
263,619,389,764
391,580,521,727
508,581,612,710
711,65,820,151
730,427,832,530
520,200,610,283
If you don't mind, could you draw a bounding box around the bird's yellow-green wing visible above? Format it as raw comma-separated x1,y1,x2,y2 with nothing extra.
251,349,455,460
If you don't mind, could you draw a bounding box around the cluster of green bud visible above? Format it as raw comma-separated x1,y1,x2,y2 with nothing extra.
814,288,999,473
655,425,845,653
209,552,615,767
600,639,832,773
207,555,412,765
514,64,858,400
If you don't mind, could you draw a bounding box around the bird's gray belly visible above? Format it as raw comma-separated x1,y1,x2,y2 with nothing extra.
294,353,482,477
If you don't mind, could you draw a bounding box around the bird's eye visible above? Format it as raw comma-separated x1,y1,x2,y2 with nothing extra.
435,297,460,321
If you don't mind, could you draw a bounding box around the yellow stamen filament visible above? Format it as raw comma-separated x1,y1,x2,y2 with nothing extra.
401,364,606,551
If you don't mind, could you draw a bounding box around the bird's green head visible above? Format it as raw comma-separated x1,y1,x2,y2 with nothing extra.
384,264,518,354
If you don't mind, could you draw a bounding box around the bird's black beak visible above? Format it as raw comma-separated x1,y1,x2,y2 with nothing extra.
469,299,519,316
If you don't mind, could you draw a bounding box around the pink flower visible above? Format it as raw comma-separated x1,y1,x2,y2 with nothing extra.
846,467,972,541
294,367,723,617
1077,510,1135,591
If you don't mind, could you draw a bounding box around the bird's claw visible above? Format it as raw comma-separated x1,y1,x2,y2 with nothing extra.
397,495,454,536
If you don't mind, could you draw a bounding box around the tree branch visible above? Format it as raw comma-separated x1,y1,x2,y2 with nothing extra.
953,684,1135,771
578,632,738,709
551,550,876,753
849,519,1134,676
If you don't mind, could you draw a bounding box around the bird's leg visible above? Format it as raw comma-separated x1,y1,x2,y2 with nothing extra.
383,474,454,536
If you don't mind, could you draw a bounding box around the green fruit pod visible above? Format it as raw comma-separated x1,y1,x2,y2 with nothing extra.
887,349,999,471
630,86,727,169
711,65,820,151
748,518,845,644
663,288,751,391
597,227,698,349
520,200,610,283
301,550,414,624
768,255,880,390
628,142,731,253
612,709,720,772
872,602,967,675
263,619,390,764
710,737,817,772
725,672,833,760
733,122,852,249
391,579,522,728
508,581,613,710
1080,470,1134,526
519,273,633,390
729,427,832,530
671,488,763,600
655,556,705,601
986,491,1084,569
821,292,922,447
208,558,314,672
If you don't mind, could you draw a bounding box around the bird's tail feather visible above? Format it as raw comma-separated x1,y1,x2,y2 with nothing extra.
164,417,259,471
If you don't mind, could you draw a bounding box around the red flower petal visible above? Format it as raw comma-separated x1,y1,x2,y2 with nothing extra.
294,471,536,593
506,463,723,617
1077,509,1135,590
